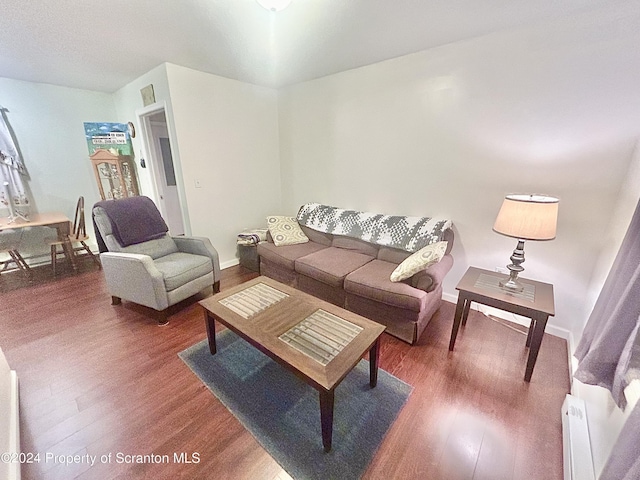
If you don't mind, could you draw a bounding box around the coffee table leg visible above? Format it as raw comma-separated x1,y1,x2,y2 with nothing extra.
319,389,335,452
369,337,380,388
449,294,467,351
204,310,217,355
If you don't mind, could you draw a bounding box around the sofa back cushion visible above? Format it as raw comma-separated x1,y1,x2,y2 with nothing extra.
331,235,379,257
377,246,412,264
300,225,333,246
378,229,453,263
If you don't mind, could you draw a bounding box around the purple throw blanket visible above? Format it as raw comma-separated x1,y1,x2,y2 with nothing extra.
94,196,168,249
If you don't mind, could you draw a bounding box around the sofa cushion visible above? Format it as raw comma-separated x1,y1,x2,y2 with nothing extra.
300,225,333,246
390,241,448,282
266,216,309,246
153,252,212,291
331,235,379,257
295,247,374,288
344,260,427,312
257,241,328,270
377,246,412,264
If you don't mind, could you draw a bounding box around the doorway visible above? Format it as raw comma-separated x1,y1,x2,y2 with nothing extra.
137,107,185,236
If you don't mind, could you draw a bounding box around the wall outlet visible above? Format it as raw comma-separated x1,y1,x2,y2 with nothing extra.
495,266,508,274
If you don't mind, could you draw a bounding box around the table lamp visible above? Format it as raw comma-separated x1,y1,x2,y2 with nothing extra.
493,194,559,292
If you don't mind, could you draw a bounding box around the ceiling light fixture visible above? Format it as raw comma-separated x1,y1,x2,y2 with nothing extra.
256,0,292,12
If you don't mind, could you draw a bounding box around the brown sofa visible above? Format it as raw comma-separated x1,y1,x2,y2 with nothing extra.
257,211,454,344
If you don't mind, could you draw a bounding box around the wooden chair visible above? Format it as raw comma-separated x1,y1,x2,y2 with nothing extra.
0,229,31,278
47,197,101,275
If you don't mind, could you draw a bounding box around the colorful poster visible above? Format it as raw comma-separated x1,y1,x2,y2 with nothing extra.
84,122,133,156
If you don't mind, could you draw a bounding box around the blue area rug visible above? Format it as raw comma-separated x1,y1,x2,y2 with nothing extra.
179,330,412,480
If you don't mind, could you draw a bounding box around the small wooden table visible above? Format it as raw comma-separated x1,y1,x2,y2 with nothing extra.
0,212,76,272
448,266,555,382
199,276,386,452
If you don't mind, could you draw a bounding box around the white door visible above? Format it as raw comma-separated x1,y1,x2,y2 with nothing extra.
150,118,185,235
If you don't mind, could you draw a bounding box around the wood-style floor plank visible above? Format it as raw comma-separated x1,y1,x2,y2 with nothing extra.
0,263,569,479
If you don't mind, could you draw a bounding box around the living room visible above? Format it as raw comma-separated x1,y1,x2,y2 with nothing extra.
1,1,640,479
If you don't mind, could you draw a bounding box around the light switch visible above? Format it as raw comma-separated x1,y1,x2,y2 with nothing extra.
194,179,202,188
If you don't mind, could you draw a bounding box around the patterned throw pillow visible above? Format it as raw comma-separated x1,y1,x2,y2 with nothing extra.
390,241,448,282
267,216,309,246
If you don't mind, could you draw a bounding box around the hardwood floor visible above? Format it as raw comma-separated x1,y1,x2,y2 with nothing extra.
0,263,570,479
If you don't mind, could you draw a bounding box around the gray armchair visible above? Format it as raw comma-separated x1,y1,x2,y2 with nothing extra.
92,196,220,325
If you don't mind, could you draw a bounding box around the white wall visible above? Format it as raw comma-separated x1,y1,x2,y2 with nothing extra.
278,3,640,341
112,64,173,206
0,77,116,259
165,64,281,266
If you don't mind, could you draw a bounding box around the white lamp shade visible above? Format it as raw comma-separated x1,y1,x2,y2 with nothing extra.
493,194,559,241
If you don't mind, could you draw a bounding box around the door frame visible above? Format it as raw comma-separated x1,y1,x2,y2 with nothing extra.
135,102,191,235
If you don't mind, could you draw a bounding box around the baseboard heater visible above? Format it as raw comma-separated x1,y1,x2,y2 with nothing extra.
562,394,595,480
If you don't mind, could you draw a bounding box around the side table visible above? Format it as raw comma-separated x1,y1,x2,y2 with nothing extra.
449,266,555,382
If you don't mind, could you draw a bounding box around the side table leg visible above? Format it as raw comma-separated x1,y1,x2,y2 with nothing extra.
461,299,471,326
525,318,536,347
449,295,467,351
369,337,381,388
204,310,217,355
524,315,549,382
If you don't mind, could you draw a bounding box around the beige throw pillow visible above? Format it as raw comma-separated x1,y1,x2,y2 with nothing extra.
267,216,309,246
390,241,448,282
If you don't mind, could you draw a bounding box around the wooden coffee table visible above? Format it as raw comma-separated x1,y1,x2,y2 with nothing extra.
199,276,386,452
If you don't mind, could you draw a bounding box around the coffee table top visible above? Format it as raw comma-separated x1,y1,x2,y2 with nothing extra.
199,276,386,391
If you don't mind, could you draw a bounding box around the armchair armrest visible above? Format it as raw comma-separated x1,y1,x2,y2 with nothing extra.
99,252,169,311
172,236,221,281
411,254,454,292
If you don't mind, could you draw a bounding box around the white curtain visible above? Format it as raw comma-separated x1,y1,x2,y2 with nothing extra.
0,109,30,218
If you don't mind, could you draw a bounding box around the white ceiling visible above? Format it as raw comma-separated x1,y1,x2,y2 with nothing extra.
0,0,614,93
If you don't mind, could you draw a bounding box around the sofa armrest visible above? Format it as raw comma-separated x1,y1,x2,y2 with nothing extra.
411,254,454,292
99,252,169,310
173,236,221,281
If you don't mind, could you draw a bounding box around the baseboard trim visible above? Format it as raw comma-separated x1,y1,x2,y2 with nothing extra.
221,258,240,270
